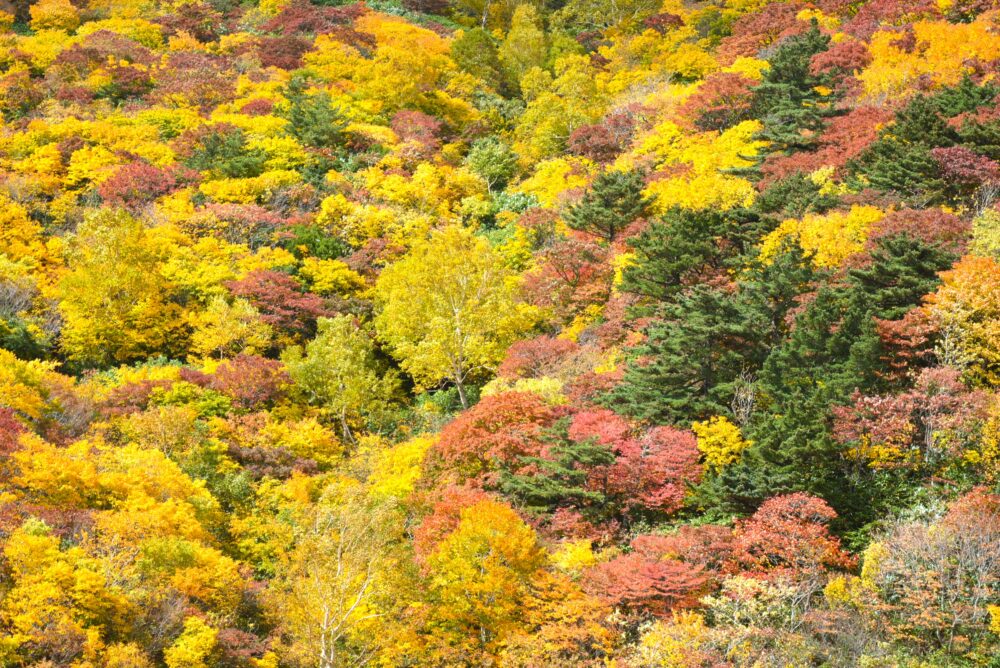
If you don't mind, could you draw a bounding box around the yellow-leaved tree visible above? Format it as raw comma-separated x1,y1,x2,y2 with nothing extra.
374,226,537,408
58,209,188,367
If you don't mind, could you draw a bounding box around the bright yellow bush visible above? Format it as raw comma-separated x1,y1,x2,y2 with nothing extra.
860,19,1000,99
298,257,365,296
76,16,164,48
198,170,301,204
759,205,884,268
29,0,80,32
692,415,751,472
367,435,435,500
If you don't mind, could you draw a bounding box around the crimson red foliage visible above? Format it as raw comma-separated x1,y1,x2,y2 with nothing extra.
391,110,444,162
216,627,270,665
568,107,645,163
149,51,236,111
226,270,329,338
568,409,631,449
584,534,708,617
832,366,988,463
434,392,559,480
401,0,450,15
524,238,613,322
255,36,313,70
544,507,607,541
643,13,684,34
943,487,1000,532
730,493,855,579
640,525,734,574
210,354,291,410
262,3,374,51
761,106,892,183
206,204,285,248
0,408,25,458
865,208,969,254
76,30,156,65
99,379,174,417
564,368,623,406
602,426,701,515
717,3,806,64
841,0,940,40
932,146,1000,190
99,162,198,209
240,98,274,116
155,1,228,43
677,72,755,131
809,39,871,77
874,308,937,382
498,336,580,379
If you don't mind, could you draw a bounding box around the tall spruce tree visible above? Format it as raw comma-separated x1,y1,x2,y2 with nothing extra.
608,284,764,425
750,21,837,156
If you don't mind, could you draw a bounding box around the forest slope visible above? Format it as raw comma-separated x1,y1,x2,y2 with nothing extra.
0,0,999,666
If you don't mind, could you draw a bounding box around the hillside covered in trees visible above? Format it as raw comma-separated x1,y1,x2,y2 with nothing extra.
0,0,999,665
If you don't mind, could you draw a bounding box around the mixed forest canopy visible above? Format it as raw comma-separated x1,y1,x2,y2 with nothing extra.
0,0,999,665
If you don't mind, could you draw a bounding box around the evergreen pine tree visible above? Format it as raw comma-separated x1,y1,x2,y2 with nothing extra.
621,207,766,305
750,21,837,156
499,435,615,517
283,76,347,150
564,169,651,242
608,285,764,425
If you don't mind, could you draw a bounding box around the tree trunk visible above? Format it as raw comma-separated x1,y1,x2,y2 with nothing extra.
455,377,469,410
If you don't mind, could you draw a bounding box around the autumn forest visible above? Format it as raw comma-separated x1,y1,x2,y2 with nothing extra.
0,0,999,665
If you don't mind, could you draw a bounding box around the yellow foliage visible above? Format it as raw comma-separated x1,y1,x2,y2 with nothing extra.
65,145,120,188
199,170,301,204
1,519,131,659
692,415,751,472
823,574,865,608
260,417,343,468
633,611,711,668
361,159,484,218
246,135,310,171
860,541,888,590
645,170,757,212
0,194,46,268
29,0,80,32
164,617,217,668
635,120,764,212
481,376,568,405
190,296,273,360
976,398,1000,482
759,205,884,268
989,605,1000,636
367,435,435,500
723,56,770,80
860,19,1000,99
925,255,1000,387
374,226,538,400
796,8,840,30
0,349,60,420
15,29,71,69
560,303,605,342
298,257,365,296
550,539,597,575
103,643,154,668
76,16,164,48
518,157,595,207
